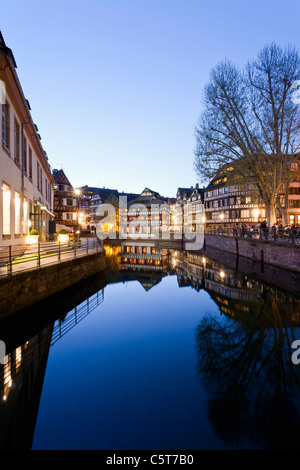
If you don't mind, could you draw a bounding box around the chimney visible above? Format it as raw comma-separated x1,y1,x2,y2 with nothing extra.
195,183,199,189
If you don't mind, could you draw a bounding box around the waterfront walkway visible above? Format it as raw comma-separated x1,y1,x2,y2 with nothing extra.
205,226,300,244
0,238,103,278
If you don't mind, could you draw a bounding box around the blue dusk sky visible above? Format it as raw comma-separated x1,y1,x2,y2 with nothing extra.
1,0,300,197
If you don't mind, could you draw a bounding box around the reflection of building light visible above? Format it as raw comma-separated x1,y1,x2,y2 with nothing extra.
8,380,12,387
219,270,225,279
3,395,6,401
16,346,22,364
202,256,206,264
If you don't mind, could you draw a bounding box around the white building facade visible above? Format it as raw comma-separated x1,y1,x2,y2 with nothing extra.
0,33,54,246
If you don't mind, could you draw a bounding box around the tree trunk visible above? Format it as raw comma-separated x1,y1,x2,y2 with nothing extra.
265,202,276,227
281,208,288,226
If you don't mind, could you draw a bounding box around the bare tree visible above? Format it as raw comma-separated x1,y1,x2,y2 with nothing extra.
194,43,300,226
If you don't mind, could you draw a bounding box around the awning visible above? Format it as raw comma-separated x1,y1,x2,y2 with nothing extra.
34,200,55,218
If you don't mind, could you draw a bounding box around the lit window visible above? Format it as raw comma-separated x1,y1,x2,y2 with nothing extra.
14,192,21,233
291,162,299,172
2,183,11,234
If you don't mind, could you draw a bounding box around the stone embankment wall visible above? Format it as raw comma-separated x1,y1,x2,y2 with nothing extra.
0,251,106,318
204,234,300,272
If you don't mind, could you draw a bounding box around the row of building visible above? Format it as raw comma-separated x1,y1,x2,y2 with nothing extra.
1,31,300,248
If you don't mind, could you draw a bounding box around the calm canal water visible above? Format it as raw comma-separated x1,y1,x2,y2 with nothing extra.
1,241,300,450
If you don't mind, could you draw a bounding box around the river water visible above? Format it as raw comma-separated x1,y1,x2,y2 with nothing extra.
0,241,300,450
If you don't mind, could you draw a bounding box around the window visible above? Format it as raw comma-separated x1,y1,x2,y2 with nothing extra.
2,103,10,148
23,137,27,173
2,183,11,234
23,198,28,233
245,196,251,204
241,209,251,218
67,198,73,206
29,148,32,179
37,162,40,189
14,192,21,233
291,162,299,172
40,168,43,194
14,119,20,162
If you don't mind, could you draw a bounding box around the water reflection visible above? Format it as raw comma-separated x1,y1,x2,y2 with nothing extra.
171,249,300,449
0,325,53,449
0,241,299,449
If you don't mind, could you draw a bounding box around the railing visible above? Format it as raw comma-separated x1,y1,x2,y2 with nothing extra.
0,238,103,278
51,289,104,346
205,226,300,244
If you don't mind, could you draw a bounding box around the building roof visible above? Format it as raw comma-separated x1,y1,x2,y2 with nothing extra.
127,187,167,207
0,31,17,68
177,187,193,197
53,169,73,188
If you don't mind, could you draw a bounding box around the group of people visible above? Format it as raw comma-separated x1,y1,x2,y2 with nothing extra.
232,221,300,240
